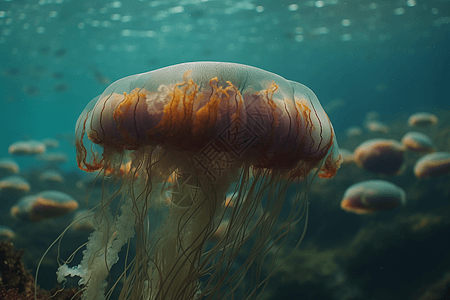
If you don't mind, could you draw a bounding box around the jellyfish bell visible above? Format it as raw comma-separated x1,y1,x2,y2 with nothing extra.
365,111,380,122
365,120,389,133
72,209,95,232
354,139,405,175
413,152,450,178
41,138,60,149
0,226,16,240
39,169,65,184
0,157,20,176
55,62,341,300
340,180,406,214
0,176,30,209
77,63,339,173
38,152,68,165
408,112,438,127
401,131,435,153
11,190,79,222
345,126,362,138
8,140,46,156
339,148,355,165
0,175,31,193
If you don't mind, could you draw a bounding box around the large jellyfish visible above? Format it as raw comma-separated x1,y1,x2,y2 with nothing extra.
55,62,341,300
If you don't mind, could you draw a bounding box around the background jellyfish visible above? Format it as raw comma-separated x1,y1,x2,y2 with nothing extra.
0,175,31,193
401,131,435,153
8,140,46,156
353,139,405,175
414,152,450,179
408,112,438,127
11,190,79,222
340,180,406,214
55,62,340,300
0,157,20,176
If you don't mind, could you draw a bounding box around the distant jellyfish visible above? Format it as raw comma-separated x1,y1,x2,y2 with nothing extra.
92,67,111,85
39,46,51,55
323,98,345,113
0,175,31,193
55,133,76,146
408,112,438,127
365,120,389,133
401,131,435,152
0,157,20,176
55,62,341,300
38,152,68,165
208,220,229,242
365,111,380,122
54,48,67,57
0,226,15,239
52,72,65,79
11,190,79,222
354,139,405,175
72,209,95,232
8,140,46,156
3,68,20,76
31,64,46,74
345,126,362,137
413,152,450,178
23,85,40,97
339,148,355,165
54,82,70,93
341,180,406,214
41,138,60,149
375,83,388,92
39,170,65,184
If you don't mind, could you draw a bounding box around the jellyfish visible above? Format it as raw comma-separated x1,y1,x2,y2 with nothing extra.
338,148,355,165
11,190,79,222
345,126,362,138
365,120,389,133
37,152,68,165
39,170,65,184
413,152,450,178
0,226,15,239
365,111,380,122
54,62,341,300
408,112,438,127
72,209,95,232
0,175,31,193
401,131,435,153
0,176,30,209
8,140,46,155
41,138,60,149
0,157,20,176
354,139,405,175
54,82,70,93
340,180,406,214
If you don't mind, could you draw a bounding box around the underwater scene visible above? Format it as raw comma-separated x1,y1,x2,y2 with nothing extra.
1,0,450,299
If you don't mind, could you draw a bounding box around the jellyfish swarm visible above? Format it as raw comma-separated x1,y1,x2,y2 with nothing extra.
56,62,341,300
